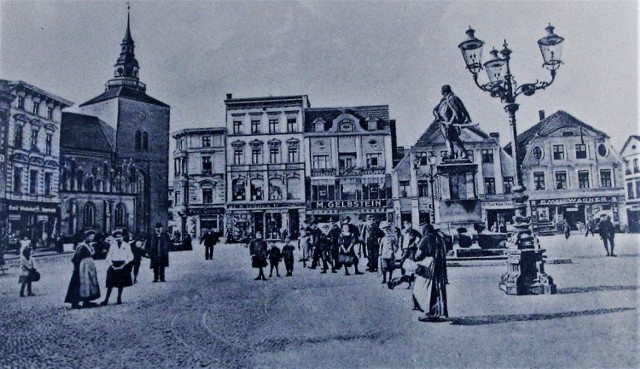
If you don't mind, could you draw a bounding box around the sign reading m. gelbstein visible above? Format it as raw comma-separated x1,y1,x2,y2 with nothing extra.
311,199,387,209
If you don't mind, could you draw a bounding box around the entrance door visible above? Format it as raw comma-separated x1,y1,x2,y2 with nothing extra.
288,209,299,239
563,204,585,230
253,212,264,236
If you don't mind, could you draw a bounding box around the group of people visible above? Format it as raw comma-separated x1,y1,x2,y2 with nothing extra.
62,222,171,309
247,216,449,322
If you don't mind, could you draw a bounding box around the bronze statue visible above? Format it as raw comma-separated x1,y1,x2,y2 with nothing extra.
432,85,477,160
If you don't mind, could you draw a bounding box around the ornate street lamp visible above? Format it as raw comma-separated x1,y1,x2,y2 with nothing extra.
458,25,564,295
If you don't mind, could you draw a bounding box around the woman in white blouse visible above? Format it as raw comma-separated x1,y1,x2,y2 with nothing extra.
101,229,134,305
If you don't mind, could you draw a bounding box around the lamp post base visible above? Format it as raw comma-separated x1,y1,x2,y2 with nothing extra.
499,248,556,295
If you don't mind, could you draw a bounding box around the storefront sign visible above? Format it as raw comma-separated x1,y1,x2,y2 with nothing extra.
227,202,304,209
311,199,387,209
530,196,618,206
483,200,514,209
8,203,58,214
187,207,225,216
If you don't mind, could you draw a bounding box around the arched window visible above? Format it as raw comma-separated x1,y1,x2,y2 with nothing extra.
115,203,127,227
135,131,141,150
142,132,149,151
84,202,96,227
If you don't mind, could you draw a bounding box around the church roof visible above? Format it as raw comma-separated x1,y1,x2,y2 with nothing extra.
79,86,169,108
61,112,116,153
505,110,609,164
304,105,391,132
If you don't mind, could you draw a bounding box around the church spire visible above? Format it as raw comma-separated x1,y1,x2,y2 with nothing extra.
107,2,145,92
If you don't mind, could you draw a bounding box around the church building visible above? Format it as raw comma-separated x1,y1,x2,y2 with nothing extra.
59,12,170,239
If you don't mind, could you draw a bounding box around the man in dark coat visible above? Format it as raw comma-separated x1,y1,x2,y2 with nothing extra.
360,216,384,273
329,222,342,273
147,222,170,282
201,229,219,260
249,231,268,280
598,215,616,257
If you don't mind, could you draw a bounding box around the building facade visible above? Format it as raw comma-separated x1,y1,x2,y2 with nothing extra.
59,14,170,239
392,121,515,231
304,106,397,225
224,94,308,242
620,135,640,232
0,80,73,250
172,127,226,238
509,110,626,232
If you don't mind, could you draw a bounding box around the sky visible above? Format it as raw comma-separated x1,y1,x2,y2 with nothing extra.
1,0,638,151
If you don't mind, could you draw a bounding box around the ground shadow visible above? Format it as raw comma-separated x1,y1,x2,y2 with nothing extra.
556,285,640,294
449,307,636,326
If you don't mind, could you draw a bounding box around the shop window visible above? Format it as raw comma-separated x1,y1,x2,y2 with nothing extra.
202,156,212,174
418,180,429,197
202,188,213,204
251,119,260,134
250,179,263,201
202,136,211,147
312,155,329,169
115,204,127,227
575,144,587,159
532,146,544,160
628,183,634,199
399,181,410,197
578,171,590,189
269,148,280,164
233,121,242,134
29,170,38,194
45,133,52,155
265,212,282,240
234,149,244,165
287,118,297,132
84,203,96,227
503,177,513,194
14,124,23,149
484,177,496,194
288,147,299,163
553,145,565,160
13,167,23,194
366,153,381,168
232,178,246,201
252,149,262,165
269,118,278,133
600,170,612,188
481,149,494,163
555,171,567,189
533,172,545,190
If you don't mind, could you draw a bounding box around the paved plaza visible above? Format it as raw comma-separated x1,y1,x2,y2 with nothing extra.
0,233,638,369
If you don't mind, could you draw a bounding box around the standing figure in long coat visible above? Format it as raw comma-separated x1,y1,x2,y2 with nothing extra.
414,224,449,322
147,222,170,282
65,230,101,308
249,231,268,280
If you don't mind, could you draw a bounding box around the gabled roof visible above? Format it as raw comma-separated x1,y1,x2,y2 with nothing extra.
620,135,640,155
304,105,391,132
61,112,116,153
415,121,490,146
79,86,168,108
0,79,74,107
505,110,609,164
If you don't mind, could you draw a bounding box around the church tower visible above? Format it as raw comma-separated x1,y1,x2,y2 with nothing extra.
76,8,170,234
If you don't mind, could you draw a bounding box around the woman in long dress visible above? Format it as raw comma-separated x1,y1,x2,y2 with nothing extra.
414,224,448,322
101,229,133,305
338,224,364,276
65,230,101,308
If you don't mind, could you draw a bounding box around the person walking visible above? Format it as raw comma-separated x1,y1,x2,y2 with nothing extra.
298,228,311,268
361,217,384,273
101,229,133,305
267,241,282,278
18,245,37,297
562,220,571,239
147,222,170,282
64,230,101,309
379,221,399,284
329,221,342,273
201,229,219,261
415,224,449,323
598,215,616,256
585,219,596,237
338,224,364,276
249,231,268,280
281,237,295,276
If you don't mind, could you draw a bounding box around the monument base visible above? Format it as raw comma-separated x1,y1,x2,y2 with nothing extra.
499,248,557,295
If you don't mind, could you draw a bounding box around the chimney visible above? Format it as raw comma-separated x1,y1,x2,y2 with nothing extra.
226,93,233,100
538,110,545,121
489,132,499,144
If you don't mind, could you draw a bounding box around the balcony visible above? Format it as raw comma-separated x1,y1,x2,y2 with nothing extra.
106,78,146,91
311,168,336,177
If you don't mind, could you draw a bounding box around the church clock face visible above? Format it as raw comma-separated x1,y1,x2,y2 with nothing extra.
138,111,146,120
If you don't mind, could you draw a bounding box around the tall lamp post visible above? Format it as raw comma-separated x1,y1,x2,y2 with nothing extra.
457,25,564,295
413,153,440,225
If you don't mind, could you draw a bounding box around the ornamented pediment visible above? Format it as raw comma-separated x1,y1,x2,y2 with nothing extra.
29,156,44,165
231,140,246,149
13,113,29,124
286,138,300,148
249,139,264,148
268,139,282,149
29,119,43,129
44,160,59,168
44,123,57,131
12,153,29,163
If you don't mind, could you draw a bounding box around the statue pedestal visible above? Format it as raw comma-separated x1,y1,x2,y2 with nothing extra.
499,248,556,295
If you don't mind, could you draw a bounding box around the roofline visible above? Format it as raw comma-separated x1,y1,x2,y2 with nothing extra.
172,127,226,138
2,80,74,107
305,104,389,112
224,95,309,105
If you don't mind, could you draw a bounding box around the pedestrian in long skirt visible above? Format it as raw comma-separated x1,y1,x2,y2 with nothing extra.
298,228,311,268
18,245,36,297
101,229,133,305
414,224,448,322
65,230,101,309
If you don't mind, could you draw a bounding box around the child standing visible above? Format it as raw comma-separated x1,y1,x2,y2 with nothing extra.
281,238,295,276
19,246,37,297
267,242,282,278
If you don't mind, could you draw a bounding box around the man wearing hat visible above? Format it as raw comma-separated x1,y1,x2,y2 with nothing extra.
597,214,616,256
146,222,170,282
378,221,399,284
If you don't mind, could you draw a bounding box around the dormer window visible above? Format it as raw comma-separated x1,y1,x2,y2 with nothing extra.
314,121,325,133
339,119,353,132
366,117,377,130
